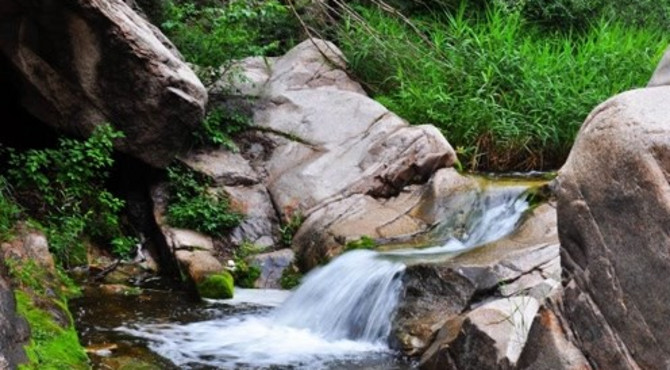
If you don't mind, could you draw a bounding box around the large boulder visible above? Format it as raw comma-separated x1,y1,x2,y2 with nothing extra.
554,86,670,368
215,39,456,219
0,0,206,167
171,38,457,269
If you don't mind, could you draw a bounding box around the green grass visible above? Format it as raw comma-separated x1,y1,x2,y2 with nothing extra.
337,3,668,170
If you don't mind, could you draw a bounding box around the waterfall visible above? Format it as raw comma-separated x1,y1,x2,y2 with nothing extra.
272,250,405,342
117,183,532,369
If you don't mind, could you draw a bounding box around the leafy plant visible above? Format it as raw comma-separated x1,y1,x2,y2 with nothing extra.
166,165,243,236
280,265,302,290
7,124,136,266
195,107,251,150
231,241,263,288
279,212,304,248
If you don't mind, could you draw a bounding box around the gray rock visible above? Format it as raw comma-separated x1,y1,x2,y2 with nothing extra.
554,86,670,369
224,184,280,248
246,39,456,218
0,269,29,369
0,0,206,167
250,249,295,289
181,150,259,186
648,46,670,87
392,204,560,356
517,302,592,370
1,227,55,271
420,297,540,370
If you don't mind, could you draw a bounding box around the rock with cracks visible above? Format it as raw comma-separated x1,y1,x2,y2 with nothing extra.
553,86,670,369
0,0,207,167
394,204,561,357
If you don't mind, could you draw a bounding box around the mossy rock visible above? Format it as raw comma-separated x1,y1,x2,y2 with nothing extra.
196,271,234,299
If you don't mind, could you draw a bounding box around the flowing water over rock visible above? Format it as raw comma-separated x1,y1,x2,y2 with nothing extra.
74,180,537,369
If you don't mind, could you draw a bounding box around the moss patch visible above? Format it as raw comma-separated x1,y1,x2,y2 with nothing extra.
196,272,234,299
6,258,88,369
345,235,377,251
15,291,89,370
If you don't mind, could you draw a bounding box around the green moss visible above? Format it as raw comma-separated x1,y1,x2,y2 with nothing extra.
196,272,234,299
345,235,377,251
15,291,89,370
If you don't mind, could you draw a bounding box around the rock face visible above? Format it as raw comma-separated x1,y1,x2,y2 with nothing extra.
421,297,540,370
553,86,670,368
165,38,457,273
0,0,206,167
246,40,456,216
394,203,561,358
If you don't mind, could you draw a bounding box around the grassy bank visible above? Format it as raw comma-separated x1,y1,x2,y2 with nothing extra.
335,3,668,170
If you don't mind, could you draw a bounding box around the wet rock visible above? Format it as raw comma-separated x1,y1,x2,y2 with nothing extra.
0,0,206,167
250,249,294,289
447,203,560,296
97,355,162,370
98,284,142,296
293,169,483,270
392,204,560,356
420,297,540,370
293,191,430,271
554,86,670,369
392,265,476,355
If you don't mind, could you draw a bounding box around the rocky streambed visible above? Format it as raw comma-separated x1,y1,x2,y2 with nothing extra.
2,0,670,368
70,176,554,369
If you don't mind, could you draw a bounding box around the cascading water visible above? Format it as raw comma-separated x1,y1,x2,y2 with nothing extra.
117,182,533,369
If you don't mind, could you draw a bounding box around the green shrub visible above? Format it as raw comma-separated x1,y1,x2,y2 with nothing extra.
166,165,243,236
161,0,298,83
279,212,304,248
195,107,251,150
279,265,302,290
7,125,137,265
231,241,263,288
337,3,668,170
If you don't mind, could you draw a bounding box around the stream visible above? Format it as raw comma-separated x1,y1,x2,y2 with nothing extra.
71,178,541,369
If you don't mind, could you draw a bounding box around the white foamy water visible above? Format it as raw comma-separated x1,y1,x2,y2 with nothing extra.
117,183,533,369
